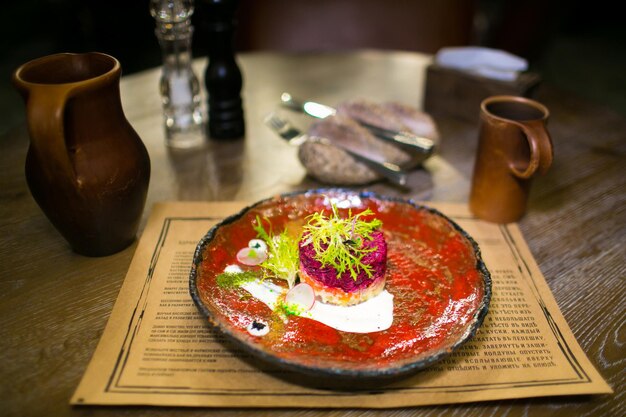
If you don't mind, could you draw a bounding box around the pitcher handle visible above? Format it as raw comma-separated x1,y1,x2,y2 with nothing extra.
509,120,554,179
23,86,76,182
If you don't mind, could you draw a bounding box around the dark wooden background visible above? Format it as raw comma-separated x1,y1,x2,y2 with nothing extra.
2,0,626,132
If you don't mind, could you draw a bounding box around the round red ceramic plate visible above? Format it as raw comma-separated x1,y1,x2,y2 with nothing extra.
190,190,491,380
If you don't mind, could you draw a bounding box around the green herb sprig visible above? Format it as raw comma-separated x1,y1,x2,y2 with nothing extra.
301,204,382,281
216,270,258,289
253,216,300,288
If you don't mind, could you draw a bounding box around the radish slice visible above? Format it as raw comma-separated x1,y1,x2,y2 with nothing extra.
236,247,267,265
284,283,315,312
248,239,268,252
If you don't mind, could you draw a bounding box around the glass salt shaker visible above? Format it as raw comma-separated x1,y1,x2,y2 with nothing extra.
150,0,205,148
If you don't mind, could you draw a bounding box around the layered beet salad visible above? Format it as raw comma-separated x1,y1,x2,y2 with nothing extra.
298,207,387,306
211,200,393,335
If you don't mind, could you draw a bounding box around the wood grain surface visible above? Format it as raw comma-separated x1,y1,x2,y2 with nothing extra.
0,51,623,417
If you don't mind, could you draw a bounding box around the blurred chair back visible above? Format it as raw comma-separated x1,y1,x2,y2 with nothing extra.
235,0,475,53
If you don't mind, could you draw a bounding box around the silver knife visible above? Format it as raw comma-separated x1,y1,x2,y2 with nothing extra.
280,93,435,155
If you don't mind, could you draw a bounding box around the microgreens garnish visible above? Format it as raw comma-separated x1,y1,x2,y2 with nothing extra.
301,203,382,281
253,216,300,288
216,270,259,289
277,299,307,317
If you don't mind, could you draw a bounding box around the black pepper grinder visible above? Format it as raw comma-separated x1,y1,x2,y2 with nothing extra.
203,0,245,139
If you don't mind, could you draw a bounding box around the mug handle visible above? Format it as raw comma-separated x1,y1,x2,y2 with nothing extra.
509,120,554,179
24,86,76,182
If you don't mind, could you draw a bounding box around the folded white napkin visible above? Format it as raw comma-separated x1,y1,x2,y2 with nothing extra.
435,46,528,82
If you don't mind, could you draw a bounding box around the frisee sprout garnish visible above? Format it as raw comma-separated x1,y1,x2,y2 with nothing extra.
253,216,300,288
301,203,382,281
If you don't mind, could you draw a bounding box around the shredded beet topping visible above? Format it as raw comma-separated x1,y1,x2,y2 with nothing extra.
299,231,387,292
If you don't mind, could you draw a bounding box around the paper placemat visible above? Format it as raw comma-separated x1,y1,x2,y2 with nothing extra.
71,201,611,408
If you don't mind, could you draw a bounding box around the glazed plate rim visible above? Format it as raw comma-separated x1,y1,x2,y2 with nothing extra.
189,189,492,380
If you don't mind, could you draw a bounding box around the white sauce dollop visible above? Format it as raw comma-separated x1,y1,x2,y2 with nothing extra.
241,279,393,334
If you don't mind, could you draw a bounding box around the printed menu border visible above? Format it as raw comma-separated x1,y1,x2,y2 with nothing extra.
103,215,593,397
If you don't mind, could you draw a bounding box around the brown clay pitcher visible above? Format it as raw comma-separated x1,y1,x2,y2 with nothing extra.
469,96,553,223
13,52,151,256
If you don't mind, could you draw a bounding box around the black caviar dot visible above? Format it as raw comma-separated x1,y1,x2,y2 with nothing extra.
251,321,266,330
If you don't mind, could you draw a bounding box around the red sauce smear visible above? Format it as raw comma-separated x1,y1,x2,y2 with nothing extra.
197,192,487,372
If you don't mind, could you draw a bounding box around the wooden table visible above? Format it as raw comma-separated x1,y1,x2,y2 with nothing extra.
1,51,623,416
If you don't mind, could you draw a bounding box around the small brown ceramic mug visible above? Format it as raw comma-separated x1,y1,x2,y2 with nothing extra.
469,96,553,223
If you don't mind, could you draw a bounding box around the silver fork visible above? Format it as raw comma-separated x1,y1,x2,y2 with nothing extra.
264,113,408,186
